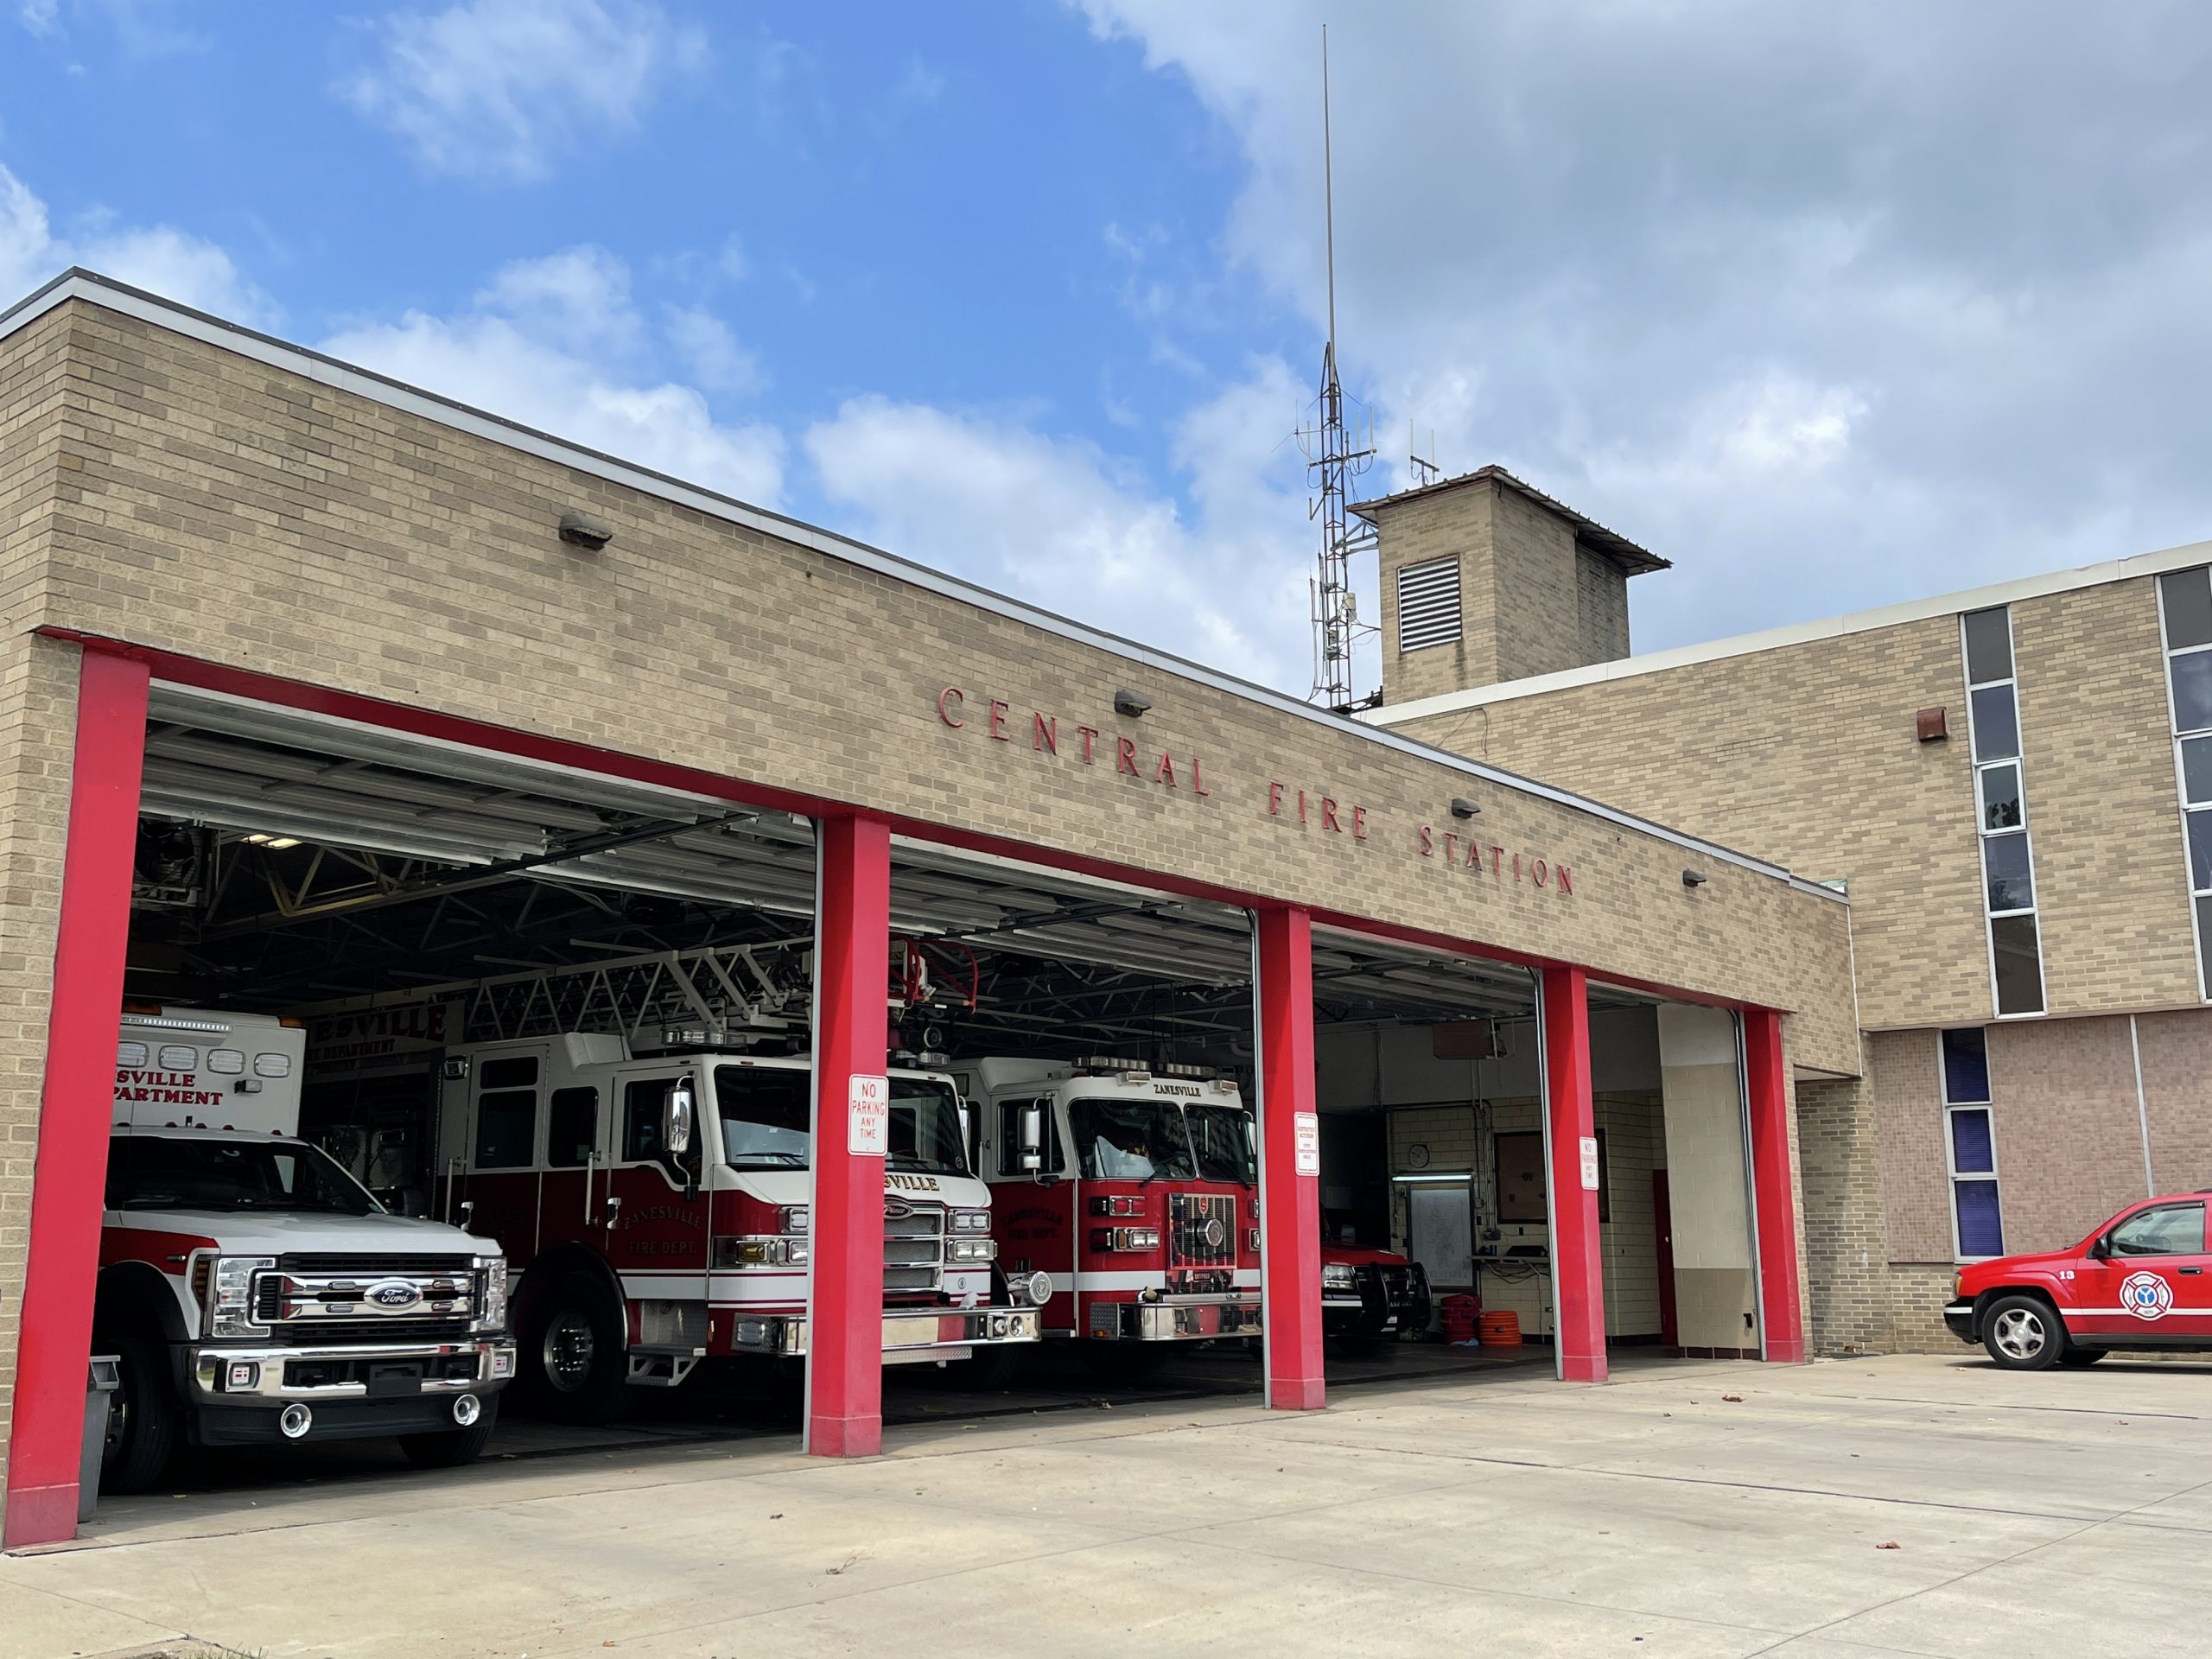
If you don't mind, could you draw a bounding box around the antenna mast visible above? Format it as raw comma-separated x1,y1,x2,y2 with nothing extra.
1300,23,1378,715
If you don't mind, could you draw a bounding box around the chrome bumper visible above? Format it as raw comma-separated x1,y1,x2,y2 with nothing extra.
189,1338,517,1403
1091,1293,1262,1342
728,1306,1043,1360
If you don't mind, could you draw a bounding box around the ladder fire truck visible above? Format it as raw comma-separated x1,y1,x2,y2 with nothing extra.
400,945,1046,1421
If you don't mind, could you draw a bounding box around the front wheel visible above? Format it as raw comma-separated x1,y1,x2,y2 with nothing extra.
399,1395,501,1468
524,1271,630,1423
99,1330,179,1495
1982,1294,2065,1370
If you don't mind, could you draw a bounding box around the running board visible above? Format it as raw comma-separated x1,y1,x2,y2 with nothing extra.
626,1347,705,1388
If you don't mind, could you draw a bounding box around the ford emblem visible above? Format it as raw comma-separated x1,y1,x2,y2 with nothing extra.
366,1279,423,1311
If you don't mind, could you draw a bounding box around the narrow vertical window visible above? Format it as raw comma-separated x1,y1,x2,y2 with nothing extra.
2158,567,2212,1000
1941,1028,2004,1259
1961,607,2044,1015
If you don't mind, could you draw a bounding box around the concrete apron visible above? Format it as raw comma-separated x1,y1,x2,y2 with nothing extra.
6,1352,2212,1658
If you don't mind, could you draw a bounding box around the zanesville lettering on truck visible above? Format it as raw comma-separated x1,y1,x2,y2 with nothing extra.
115,1069,226,1107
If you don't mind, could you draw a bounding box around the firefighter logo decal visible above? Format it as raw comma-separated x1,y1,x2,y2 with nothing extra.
2120,1270,2174,1321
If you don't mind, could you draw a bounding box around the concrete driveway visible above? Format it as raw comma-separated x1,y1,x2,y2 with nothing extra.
5,1351,2209,1657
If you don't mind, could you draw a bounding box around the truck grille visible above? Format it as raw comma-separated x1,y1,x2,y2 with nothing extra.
254,1257,480,1344
1169,1193,1236,1270
884,1202,944,1297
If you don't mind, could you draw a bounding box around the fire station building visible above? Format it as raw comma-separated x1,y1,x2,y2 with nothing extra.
0,268,2146,1546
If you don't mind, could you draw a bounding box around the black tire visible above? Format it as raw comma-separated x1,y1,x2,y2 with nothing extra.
99,1329,180,1496
1081,1342,1168,1384
2059,1347,2109,1367
523,1270,630,1423
1981,1294,2066,1370
398,1394,501,1468
955,1343,1027,1391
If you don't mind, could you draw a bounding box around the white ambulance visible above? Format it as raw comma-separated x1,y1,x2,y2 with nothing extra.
97,1005,515,1492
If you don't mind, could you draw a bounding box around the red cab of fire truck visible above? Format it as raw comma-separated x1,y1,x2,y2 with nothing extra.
440,1036,1048,1421
98,1007,515,1493
969,1058,1262,1360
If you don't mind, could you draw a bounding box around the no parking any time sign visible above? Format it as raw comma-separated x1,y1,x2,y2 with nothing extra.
849,1073,889,1156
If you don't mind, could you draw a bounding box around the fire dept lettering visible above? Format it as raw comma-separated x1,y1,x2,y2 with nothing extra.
114,1069,226,1107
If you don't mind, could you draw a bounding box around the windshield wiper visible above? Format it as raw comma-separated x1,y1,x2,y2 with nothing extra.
729,1152,807,1167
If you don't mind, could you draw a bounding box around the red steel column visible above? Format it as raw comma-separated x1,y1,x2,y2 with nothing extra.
1256,906,1324,1410
804,813,890,1457
1743,1007,1807,1363
4,649,149,1548
1541,964,1607,1384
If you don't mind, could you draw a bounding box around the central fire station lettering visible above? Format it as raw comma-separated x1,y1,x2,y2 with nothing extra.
937,687,1210,798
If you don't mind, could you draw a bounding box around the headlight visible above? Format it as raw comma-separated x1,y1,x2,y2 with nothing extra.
208,1255,275,1337
950,1208,992,1233
950,1237,998,1263
1090,1226,1161,1252
714,1236,809,1268
1322,1263,1357,1290
779,1205,810,1235
474,1256,509,1331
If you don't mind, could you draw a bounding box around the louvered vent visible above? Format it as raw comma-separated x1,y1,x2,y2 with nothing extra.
1396,557,1462,652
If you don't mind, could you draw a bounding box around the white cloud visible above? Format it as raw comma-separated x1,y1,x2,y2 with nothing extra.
663,305,763,396
321,248,783,507
804,359,1313,686
339,0,705,184
1079,1,2212,652
0,163,276,326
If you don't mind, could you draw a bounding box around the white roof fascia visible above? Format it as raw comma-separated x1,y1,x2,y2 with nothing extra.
1368,537,2212,727
2,269,1842,904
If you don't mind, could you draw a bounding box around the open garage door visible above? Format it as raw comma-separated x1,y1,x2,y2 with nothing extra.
1306,928,1672,1375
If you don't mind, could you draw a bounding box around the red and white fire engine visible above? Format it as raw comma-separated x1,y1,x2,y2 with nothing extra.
439,1034,1047,1421
97,1006,515,1492
968,1058,1263,1364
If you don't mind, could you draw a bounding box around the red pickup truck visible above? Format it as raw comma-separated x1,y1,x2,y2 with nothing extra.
1945,1192,2212,1369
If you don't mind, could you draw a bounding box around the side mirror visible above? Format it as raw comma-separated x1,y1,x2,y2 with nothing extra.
1020,1103,1044,1173
664,1079,695,1159
2088,1235,2111,1261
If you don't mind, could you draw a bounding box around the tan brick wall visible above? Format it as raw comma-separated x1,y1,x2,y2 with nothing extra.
1378,485,1503,704
0,635,92,1514
2120,1009,2212,1194
1390,572,2206,1032
1576,545,1629,668
1869,1028,1952,1263
1984,1016,2150,1251
2011,581,2199,1013
1375,480,1632,707
24,300,1858,1072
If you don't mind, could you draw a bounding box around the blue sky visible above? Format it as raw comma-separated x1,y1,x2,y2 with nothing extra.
6,2,2212,697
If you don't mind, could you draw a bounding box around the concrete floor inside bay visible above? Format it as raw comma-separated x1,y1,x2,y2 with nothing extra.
7,1349,2210,1659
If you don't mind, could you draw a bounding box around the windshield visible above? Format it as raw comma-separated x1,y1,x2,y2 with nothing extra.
1185,1103,1256,1185
105,1135,383,1216
1069,1097,1197,1181
714,1067,971,1176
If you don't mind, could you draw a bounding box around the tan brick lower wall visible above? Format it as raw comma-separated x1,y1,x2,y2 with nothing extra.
0,634,88,1523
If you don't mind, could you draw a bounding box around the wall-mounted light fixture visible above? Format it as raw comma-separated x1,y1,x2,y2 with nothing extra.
1113,689,1153,717
1449,797,1480,819
1681,868,1708,888
558,511,614,550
